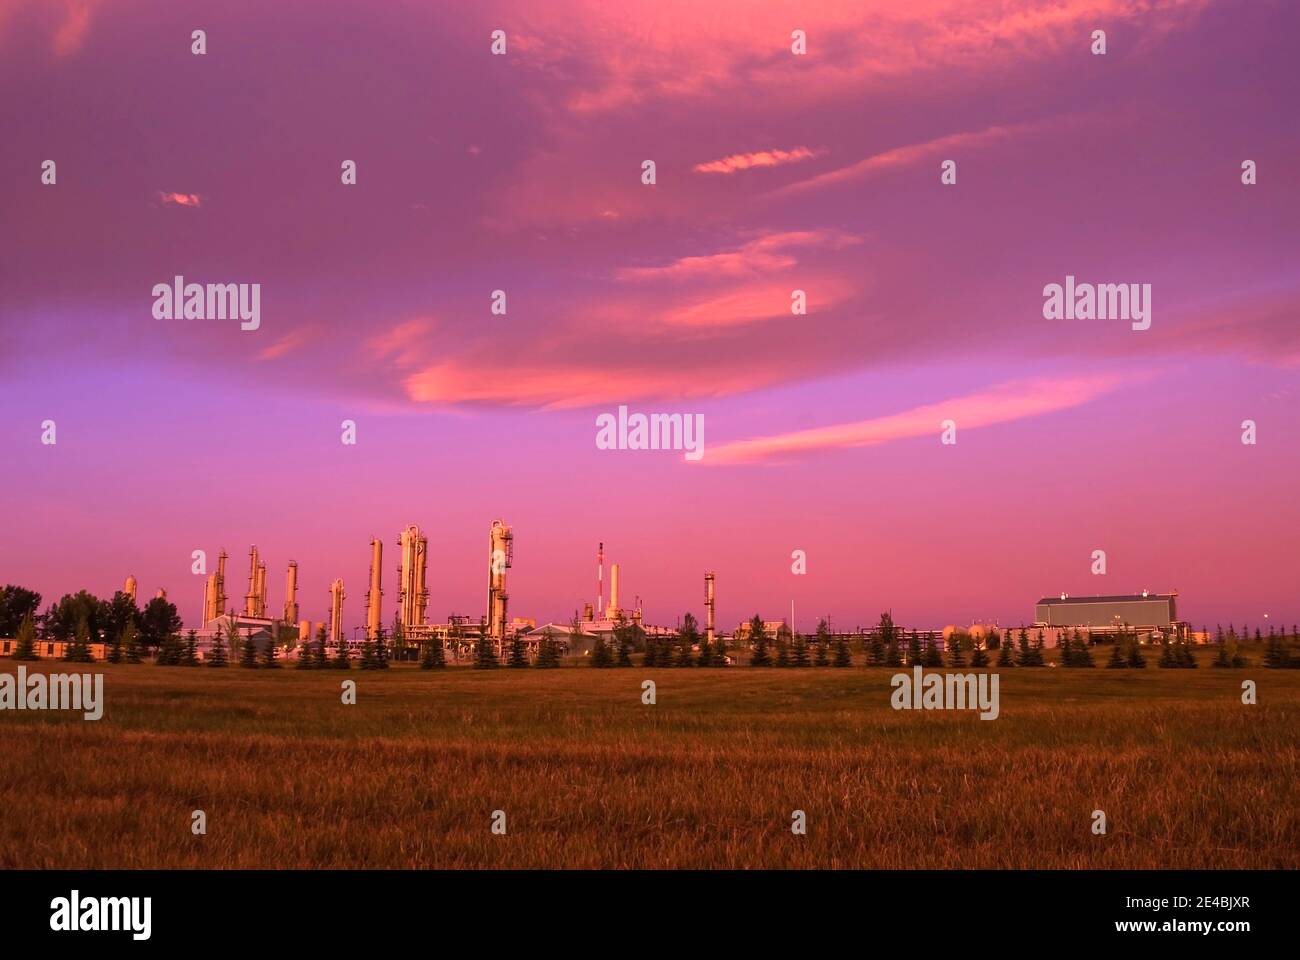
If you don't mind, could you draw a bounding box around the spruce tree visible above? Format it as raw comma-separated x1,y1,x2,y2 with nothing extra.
696,637,712,667
359,638,377,669
13,612,38,661
474,631,499,669
1106,643,1127,668
431,636,447,668
676,614,699,668
792,633,810,667
419,640,436,669
947,633,965,668
263,635,281,668
535,630,557,669
748,615,770,666
616,625,633,667
714,635,728,667
1030,630,1046,666
107,630,123,664
1127,638,1146,668
906,631,922,666
159,632,183,666
1074,632,1095,667
314,625,329,668
373,626,389,669
996,637,1014,667
1157,636,1177,668
833,636,852,668
1015,628,1033,667
333,636,351,669
183,629,200,667
885,638,902,667
867,630,885,666
970,644,989,667
1212,638,1231,668
643,637,659,668
1263,632,1286,668
591,633,610,668
923,635,942,668
208,625,228,667
815,618,832,667
239,632,259,668
775,634,790,668
508,635,528,668
1058,632,1073,667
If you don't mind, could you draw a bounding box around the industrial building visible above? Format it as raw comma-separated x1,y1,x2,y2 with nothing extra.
1034,592,1182,634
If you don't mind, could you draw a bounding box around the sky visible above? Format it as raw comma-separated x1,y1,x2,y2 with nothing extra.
1,0,1298,635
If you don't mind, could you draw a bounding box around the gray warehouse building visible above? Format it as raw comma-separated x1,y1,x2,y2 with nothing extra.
1035,593,1179,632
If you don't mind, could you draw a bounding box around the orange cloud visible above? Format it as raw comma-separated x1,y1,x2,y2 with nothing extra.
617,229,859,282
703,374,1130,465
158,192,201,207
255,331,309,361
694,147,818,175
367,318,435,368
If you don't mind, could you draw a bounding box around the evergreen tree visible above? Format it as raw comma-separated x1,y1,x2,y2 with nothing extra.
676,613,699,668
643,637,659,668
239,631,259,668
1058,631,1073,667
296,635,316,669
1174,636,1196,669
471,627,497,669
1030,630,1046,667
1127,638,1146,668
815,618,832,667
125,626,143,663
1263,631,1286,668
508,635,528,668
833,636,852,668
947,632,965,668
1105,642,1127,668
591,633,611,668
535,630,557,669
996,637,1014,667
106,627,124,664
1157,636,1177,668
615,623,634,667
696,637,712,667
373,626,390,669
748,615,770,667
12,612,39,661
885,637,902,667
792,633,810,667
208,624,228,668
866,630,885,666
180,629,199,667
432,636,448,668
987,629,1001,652
1073,631,1095,667
419,640,437,669
970,644,989,668
922,635,942,668
714,635,728,667
1212,638,1231,668
1016,628,1033,667
263,635,281,668
333,635,351,669
774,629,790,668
359,638,378,669
906,630,922,666
158,632,183,666
314,625,329,668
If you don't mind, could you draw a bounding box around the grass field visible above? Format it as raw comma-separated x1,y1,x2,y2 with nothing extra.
3,657,1298,869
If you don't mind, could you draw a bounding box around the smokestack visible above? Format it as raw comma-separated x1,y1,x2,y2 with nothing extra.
366,538,383,639
609,563,621,619
328,579,345,646
597,542,604,616
705,572,716,645
255,561,267,618
124,575,137,603
284,561,299,624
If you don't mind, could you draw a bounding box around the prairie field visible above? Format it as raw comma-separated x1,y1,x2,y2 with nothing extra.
2,658,1298,869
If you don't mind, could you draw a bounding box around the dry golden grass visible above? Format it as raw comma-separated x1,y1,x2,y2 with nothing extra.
2,659,1297,868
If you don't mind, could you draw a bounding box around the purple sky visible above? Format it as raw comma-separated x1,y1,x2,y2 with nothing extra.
2,0,1298,634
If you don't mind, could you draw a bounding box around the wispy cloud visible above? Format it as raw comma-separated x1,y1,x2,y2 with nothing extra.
703,374,1130,465
158,191,201,208
694,147,818,175
617,229,859,282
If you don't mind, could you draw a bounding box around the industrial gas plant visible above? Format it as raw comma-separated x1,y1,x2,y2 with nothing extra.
191,522,682,662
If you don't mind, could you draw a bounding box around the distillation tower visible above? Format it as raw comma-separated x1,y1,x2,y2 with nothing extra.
366,537,384,640
487,519,513,648
328,578,346,646
397,525,429,631
283,560,299,624
705,572,716,646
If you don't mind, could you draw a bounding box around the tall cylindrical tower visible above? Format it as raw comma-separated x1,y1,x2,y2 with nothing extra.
245,546,260,617
397,525,429,630
705,572,716,645
487,519,513,644
215,550,228,615
124,574,138,603
203,574,217,623
284,560,299,624
328,578,346,646
366,538,383,639
608,563,621,620
254,561,267,618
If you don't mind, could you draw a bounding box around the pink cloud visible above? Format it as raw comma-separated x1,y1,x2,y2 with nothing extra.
703,374,1132,465
694,147,818,175
617,229,860,282
158,191,201,207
